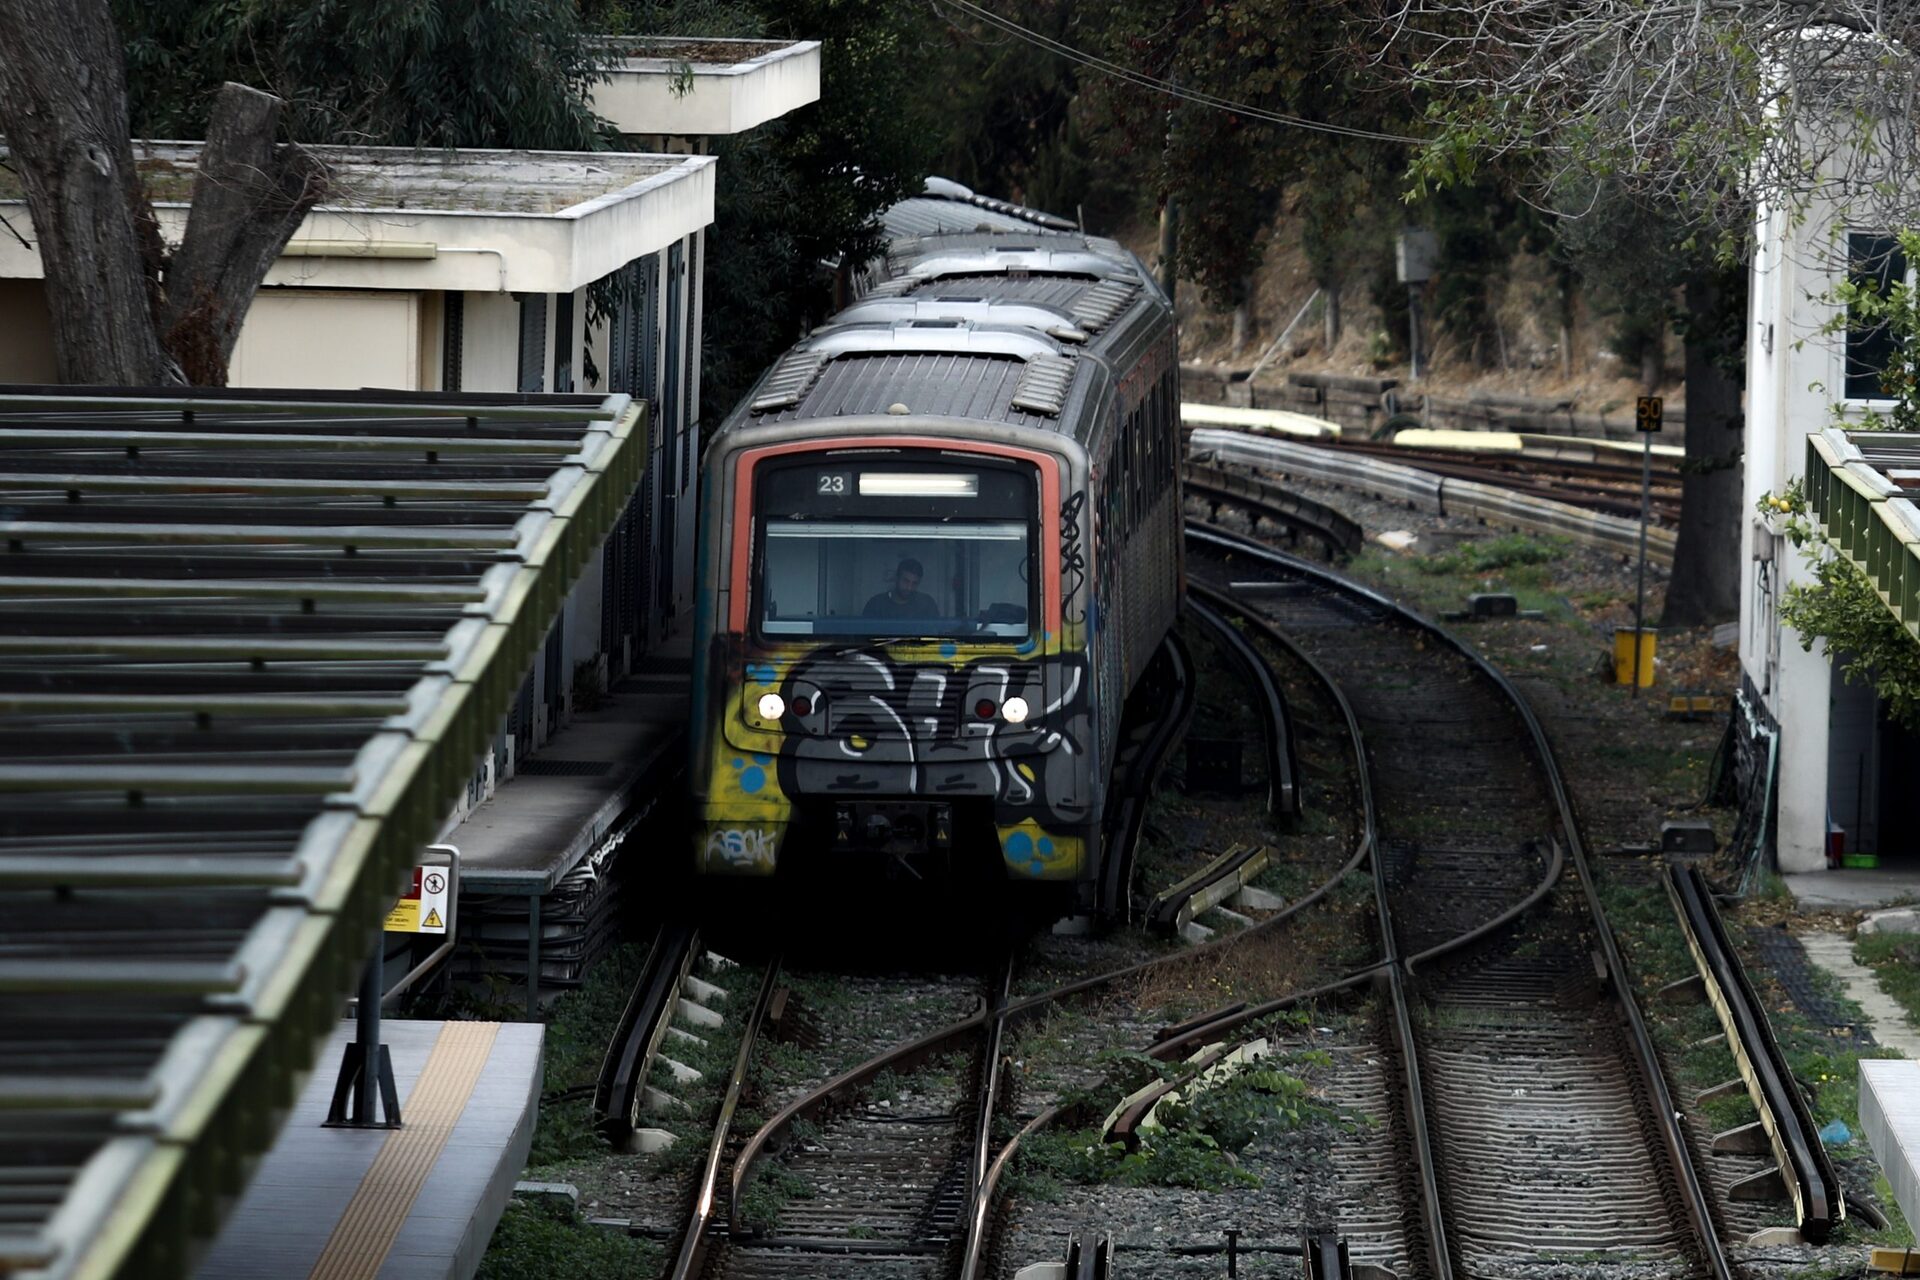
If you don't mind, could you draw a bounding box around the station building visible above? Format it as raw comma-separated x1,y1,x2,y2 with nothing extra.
1739,131,1920,875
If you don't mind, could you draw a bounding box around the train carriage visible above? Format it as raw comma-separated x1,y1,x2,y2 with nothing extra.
689,184,1180,909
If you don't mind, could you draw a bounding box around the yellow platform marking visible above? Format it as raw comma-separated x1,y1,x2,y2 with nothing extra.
308,1021,500,1280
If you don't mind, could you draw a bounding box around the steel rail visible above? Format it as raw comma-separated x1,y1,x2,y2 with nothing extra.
1187,519,1733,1280
1182,461,1365,558
724,629,1368,1249
1669,864,1843,1241
667,958,784,1280
1189,593,1298,815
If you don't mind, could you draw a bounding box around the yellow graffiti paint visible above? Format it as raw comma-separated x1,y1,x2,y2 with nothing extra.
997,818,1084,880
699,682,792,874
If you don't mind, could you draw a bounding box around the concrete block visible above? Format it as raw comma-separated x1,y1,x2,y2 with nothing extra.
1861,1059,1920,1235
1180,920,1215,944
1050,914,1093,936
640,1086,688,1115
702,952,739,972
1861,907,1920,936
682,974,728,1004
657,1056,702,1085
1744,1227,1802,1247
1234,884,1286,911
627,1128,676,1155
1467,592,1518,618
677,997,724,1029
665,1026,707,1047
1661,820,1717,854
513,1182,578,1210
1208,906,1254,929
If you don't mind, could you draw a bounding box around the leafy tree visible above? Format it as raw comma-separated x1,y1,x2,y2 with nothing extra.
117,0,611,150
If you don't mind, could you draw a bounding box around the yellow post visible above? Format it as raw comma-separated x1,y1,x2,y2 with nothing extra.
1613,627,1657,687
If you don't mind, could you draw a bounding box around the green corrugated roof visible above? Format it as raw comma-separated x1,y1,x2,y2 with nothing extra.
0,386,645,1280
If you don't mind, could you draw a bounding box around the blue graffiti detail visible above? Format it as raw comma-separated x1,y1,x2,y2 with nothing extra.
940,642,958,658
739,766,766,794
753,753,772,765
1004,829,1048,876
731,758,744,769
745,661,777,686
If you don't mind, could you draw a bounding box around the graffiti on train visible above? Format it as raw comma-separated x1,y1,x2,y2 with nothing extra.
755,647,1095,831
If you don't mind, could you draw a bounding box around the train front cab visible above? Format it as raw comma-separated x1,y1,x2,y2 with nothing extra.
689,426,1102,894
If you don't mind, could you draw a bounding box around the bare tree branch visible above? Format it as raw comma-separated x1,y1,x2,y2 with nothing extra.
1376,0,1920,240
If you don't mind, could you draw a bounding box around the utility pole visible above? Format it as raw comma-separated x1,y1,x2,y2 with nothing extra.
1631,395,1663,696
1158,72,1178,306
1396,228,1437,381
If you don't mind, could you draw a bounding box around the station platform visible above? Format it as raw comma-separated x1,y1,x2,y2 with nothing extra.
452,669,688,896
1785,867,1920,910
196,1019,543,1280
1862,1060,1920,1240
448,647,690,1009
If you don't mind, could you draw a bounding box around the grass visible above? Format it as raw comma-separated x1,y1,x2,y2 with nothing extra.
476,1200,660,1280
1856,932,1920,1032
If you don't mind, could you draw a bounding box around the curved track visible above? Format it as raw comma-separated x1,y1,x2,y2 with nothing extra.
1188,521,1727,1280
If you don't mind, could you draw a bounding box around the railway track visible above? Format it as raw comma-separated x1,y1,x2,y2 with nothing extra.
609,499,1828,1276
1188,520,1728,1279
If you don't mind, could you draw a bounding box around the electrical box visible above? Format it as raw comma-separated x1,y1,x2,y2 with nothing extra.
1396,228,1438,284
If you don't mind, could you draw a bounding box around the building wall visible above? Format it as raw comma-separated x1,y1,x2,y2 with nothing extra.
0,280,57,383
1739,181,1902,871
230,289,422,390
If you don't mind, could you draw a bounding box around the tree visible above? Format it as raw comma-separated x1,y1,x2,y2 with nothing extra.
118,0,612,152
1373,1,1920,626
0,0,325,384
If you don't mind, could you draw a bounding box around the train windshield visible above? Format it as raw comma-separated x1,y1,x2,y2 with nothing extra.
754,459,1037,641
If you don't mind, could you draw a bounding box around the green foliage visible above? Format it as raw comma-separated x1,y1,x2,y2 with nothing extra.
1414,533,1568,576
1856,932,1920,1033
1763,481,1920,731
478,1199,660,1280
118,0,611,149
1013,1046,1335,1195
734,1161,812,1232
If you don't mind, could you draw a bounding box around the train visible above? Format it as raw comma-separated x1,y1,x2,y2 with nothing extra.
688,179,1182,909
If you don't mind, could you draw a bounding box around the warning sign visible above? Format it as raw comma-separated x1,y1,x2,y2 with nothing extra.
385,866,450,935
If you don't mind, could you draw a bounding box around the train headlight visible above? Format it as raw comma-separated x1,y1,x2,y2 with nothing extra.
1002,696,1031,725
757,692,786,720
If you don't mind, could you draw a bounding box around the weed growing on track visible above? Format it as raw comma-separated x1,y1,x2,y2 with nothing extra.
1007,1035,1348,1198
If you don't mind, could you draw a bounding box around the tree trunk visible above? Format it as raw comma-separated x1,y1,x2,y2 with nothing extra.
1322,286,1341,351
1662,272,1745,628
0,0,170,383
162,83,327,385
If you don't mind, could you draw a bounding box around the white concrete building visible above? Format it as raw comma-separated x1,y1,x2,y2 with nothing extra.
591,36,821,146
1740,171,1920,872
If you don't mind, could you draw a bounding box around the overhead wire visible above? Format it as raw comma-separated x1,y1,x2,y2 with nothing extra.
929,0,1429,146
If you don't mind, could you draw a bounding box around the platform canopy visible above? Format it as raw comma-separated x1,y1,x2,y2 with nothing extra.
0,386,646,1280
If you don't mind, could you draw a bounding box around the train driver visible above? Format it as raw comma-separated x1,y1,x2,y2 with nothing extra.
863,557,939,619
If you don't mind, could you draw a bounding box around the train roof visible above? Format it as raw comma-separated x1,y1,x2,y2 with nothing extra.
738,319,1094,431
710,186,1172,452
880,177,1081,238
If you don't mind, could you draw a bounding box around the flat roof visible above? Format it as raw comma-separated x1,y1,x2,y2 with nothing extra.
0,385,647,1280
590,36,820,136
0,145,716,293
